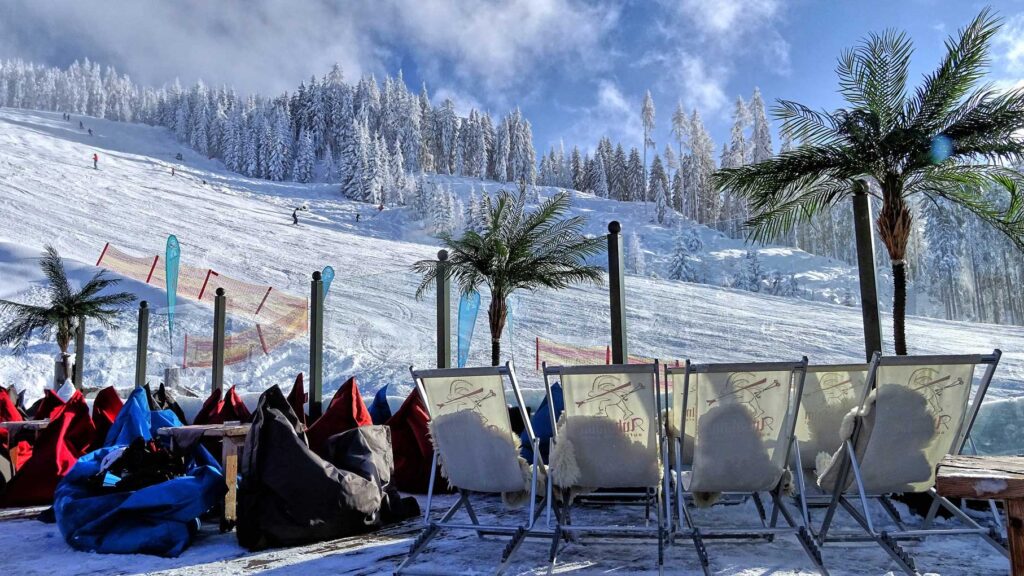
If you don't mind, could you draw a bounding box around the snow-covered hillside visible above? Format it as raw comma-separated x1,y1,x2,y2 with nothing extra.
1,107,1023,407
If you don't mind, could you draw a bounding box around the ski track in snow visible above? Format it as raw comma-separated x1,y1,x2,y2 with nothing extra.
0,109,1021,574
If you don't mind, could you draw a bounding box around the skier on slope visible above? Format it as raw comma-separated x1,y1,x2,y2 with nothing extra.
88,128,93,136
79,120,84,129
92,153,99,170
292,208,299,226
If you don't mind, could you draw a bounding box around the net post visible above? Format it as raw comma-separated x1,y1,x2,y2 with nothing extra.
73,316,85,390
212,288,226,393
309,271,324,420
607,221,628,364
135,301,149,389
436,250,452,369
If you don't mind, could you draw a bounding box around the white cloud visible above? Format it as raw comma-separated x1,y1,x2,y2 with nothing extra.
997,13,1024,77
677,0,781,37
0,0,619,97
561,80,645,153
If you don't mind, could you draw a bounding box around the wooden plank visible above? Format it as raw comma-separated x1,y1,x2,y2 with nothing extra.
222,436,242,525
936,455,1024,500
1008,500,1024,575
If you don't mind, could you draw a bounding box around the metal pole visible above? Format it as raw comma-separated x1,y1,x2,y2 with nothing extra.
73,316,85,390
309,271,324,419
436,249,451,369
853,181,883,361
135,301,149,389
607,221,628,364
212,288,226,394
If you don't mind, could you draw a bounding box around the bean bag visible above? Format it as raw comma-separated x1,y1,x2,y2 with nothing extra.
368,384,392,425
287,373,307,427
1,391,95,506
306,377,372,459
386,389,452,494
92,387,124,447
521,382,564,464
0,386,23,487
236,385,418,550
54,387,224,557
193,386,252,425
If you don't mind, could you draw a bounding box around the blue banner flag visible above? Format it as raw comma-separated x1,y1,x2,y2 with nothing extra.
165,235,180,350
457,291,481,368
321,265,335,298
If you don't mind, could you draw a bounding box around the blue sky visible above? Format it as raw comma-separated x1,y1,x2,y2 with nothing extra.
3,1,1024,157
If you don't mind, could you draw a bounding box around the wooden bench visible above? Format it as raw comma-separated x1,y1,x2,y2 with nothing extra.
156,423,249,530
0,420,50,470
936,454,1024,574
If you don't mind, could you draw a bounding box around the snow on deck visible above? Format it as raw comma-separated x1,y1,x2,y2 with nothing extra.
0,494,1008,575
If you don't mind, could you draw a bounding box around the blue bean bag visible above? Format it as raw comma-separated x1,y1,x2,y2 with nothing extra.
521,382,564,464
54,387,225,557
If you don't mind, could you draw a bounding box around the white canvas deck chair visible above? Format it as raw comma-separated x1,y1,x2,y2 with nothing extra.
395,360,546,576
542,362,669,574
668,358,827,576
814,350,1007,576
793,364,870,506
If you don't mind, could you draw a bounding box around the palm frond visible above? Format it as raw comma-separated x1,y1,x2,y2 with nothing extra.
40,245,73,305
836,28,913,130
742,181,852,244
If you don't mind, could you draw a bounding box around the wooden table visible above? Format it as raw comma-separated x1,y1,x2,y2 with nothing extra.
936,455,1024,574
156,423,250,530
0,420,49,470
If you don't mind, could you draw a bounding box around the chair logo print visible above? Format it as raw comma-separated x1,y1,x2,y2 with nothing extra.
707,372,782,432
575,374,648,435
908,367,966,432
435,379,500,427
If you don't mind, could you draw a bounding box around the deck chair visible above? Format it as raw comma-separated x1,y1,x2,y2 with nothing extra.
395,360,545,576
668,358,827,575
542,362,669,574
814,350,1006,575
792,364,870,508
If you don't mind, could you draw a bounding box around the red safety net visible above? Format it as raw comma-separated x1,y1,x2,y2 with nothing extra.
96,243,307,368
534,336,680,369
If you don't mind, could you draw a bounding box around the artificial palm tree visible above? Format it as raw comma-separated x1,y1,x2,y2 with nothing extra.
0,245,136,383
414,190,604,365
713,9,1024,354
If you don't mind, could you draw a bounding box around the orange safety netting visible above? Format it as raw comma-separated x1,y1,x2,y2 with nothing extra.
534,336,680,369
96,243,308,368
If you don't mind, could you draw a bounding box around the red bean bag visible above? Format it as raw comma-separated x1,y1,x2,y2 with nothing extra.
91,386,123,446
1,392,95,506
193,386,252,425
386,389,451,494
305,377,372,459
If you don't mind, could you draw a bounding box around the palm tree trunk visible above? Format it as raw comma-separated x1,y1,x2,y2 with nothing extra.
892,260,908,355
488,295,507,366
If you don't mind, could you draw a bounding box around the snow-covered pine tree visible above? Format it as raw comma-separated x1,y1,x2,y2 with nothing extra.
641,89,656,196
748,87,773,164
625,147,644,203
649,154,670,224
626,231,646,275
465,186,479,232
570,146,584,191
610,144,627,200
293,128,315,183
668,226,703,282
588,152,609,198
734,250,765,292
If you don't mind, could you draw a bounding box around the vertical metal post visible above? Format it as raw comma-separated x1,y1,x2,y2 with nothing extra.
309,271,324,420
73,316,85,389
436,250,451,369
853,182,883,361
212,288,226,394
135,301,149,389
607,221,628,364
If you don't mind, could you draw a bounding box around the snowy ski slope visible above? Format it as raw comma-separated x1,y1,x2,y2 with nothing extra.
0,107,1023,406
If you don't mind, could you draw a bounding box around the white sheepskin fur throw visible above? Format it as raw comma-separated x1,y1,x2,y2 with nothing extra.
549,415,660,490
688,403,784,495
429,410,543,505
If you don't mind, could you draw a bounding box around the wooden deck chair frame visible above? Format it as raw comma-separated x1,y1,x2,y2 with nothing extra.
542,361,669,575
395,360,546,576
668,358,827,576
815,350,1006,576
